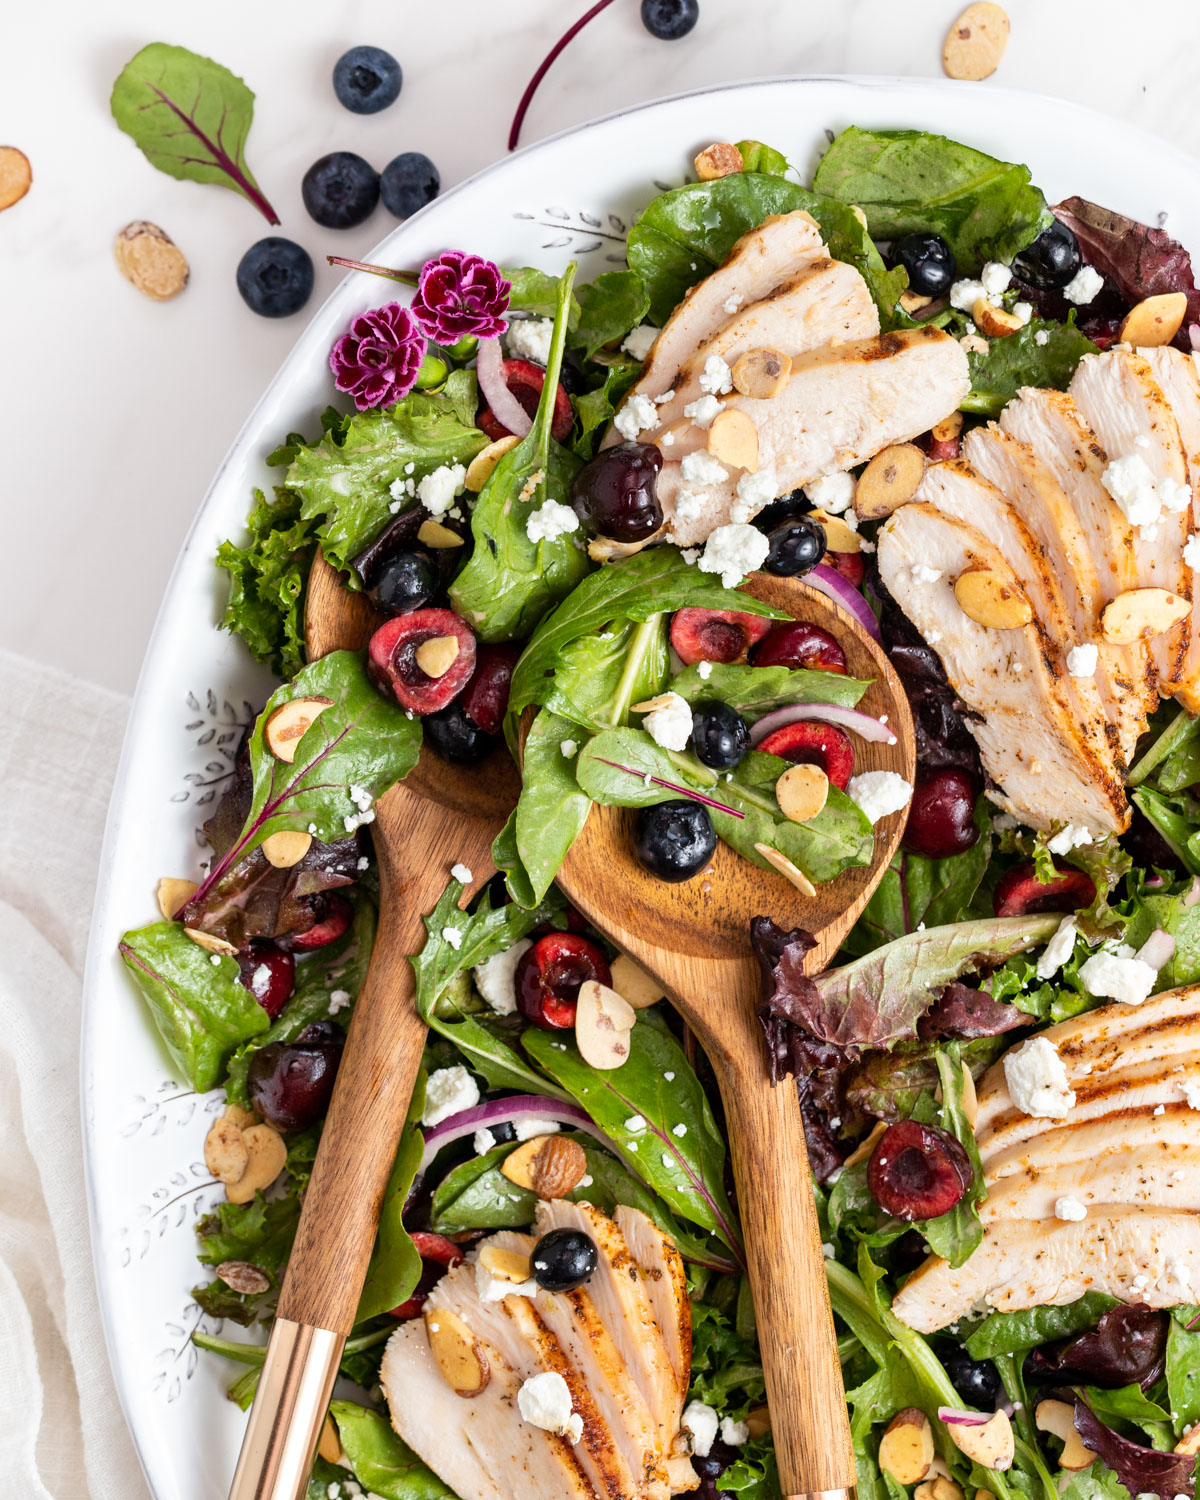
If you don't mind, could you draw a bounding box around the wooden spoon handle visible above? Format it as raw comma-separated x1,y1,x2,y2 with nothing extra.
718,1056,857,1500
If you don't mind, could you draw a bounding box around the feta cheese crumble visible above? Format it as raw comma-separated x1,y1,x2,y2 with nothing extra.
804,471,856,515
1067,643,1099,678
614,391,659,441
698,524,769,587
473,1127,496,1154
526,498,579,544
417,463,466,518
847,771,913,825
950,278,989,312
1182,1081,1200,1111
729,464,778,524
422,1065,480,1127
514,1118,559,1142
518,1372,580,1439
1003,1036,1075,1119
1185,534,1200,569
621,323,659,361
721,1417,751,1446
680,1401,720,1458
441,926,463,950
506,316,553,366
1055,1196,1088,1222
680,450,729,488
683,393,723,428
980,261,1013,297
625,1114,647,1132
560,739,578,758
1079,949,1157,1006
328,988,352,1014
912,564,943,584
1036,916,1078,980
450,862,473,884
643,692,693,752
1047,823,1094,856
1034,329,1050,346
697,660,713,679
698,354,733,396
723,292,745,315
1064,265,1105,305
473,938,532,1016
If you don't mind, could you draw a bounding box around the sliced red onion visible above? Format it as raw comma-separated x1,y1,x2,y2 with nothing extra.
476,336,532,438
749,703,897,749
938,1407,991,1427
1185,876,1200,908
806,563,883,644
414,1094,601,1187
1137,928,1177,970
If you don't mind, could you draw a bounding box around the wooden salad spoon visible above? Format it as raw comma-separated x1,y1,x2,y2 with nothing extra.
557,570,915,1500
228,552,520,1500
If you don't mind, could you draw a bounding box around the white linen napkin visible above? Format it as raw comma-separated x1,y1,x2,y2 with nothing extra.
0,648,150,1500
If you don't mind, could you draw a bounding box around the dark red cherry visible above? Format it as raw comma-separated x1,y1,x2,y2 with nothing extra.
993,861,1097,918
459,643,521,735
751,621,847,674
516,933,611,1029
367,608,476,714
246,1033,344,1131
388,1231,466,1318
903,770,980,859
236,940,295,1020
478,358,573,444
570,442,663,542
285,892,354,952
757,721,854,790
867,1119,972,1220
825,550,865,587
670,607,772,666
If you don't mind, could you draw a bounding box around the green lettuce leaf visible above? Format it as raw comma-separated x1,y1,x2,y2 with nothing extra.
572,360,641,460
570,270,650,361
538,613,669,734
736,140,789,176
671,661,872,716
330,1401,456,1500
963,316,1097,417
357,1075,426,1322
965,1293,1120,1360
216,487,317,677
508,709,594,907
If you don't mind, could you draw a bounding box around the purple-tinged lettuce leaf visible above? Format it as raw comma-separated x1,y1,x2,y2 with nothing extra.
1026,1305,1168,1391
918,982,1029,1040
1073,1394,1195,1500
1054,197,1200,331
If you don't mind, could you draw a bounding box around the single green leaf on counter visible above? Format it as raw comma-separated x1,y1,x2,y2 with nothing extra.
1167,1309,1200,1436
909,1049,984,1267
570,270,650,362
962,316,1097,417
812,126,1052,271
358,1074,426,1322
329,1401,456,1500
507,709,594,907
671,661,872,716
539,613,669,734
217,487,318,678
286,392,488,576
524,1009,743,1256
118,922,269,1092
572,360,641,460
110,43,279,223
964,1292,1120,1361
736,140,790,176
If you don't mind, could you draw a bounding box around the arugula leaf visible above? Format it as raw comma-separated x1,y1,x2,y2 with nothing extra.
812,127,1051,271
965,1293,1120,1360
572,360,641,460
110,43,279,223
672,661,872,716
217,487,317,678
570,271,650,361
358,1076,426,1322
505,266,579,320
540,613,669,733
737,140,790,176
508,710,595,907
118,922,268,1091
963,316,1097,417
330,1401,455,1500
524,1010,743,1256
450,267,590,641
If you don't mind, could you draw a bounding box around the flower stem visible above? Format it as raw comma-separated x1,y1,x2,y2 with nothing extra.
327,256,419,286
508,0,619,150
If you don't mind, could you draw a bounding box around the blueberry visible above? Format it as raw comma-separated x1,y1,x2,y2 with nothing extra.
1013,220,1083,290
941,1345,1003,1408
424,702,494,764
369,549,439,616
301,152,380,230
633,800,716,882
380,152,441,220
332,46,402,114
532,1229,598,1292
765,515,826,577
691,701,750,772
893,233,956,298
236,238,314,318
641,0,700,39
751,490,809,533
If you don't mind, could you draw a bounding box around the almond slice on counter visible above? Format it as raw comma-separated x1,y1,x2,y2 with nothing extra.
425,1307,490,1398
465,435,521,491
501,1134,588,1198
261,829,313,869
0,146,32,211
1101,587,1191,643
114,220,189,300
1119,293,1189,348
973,298,1024,338
707,408,759,471
855,443,926,520
576,979,637,1069
609,953,665,1010
264,696,332,763
415,634,460,679
943,3,1010,80
731,347,792,400
953,568,1033,630
694,142,743,181
879,1409,935,1485
776,763,829,824
156,876,198,919
225,1124,288,1205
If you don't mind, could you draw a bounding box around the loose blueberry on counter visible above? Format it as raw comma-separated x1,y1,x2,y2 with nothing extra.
570,442,664,542
236,238,314,318
903,769,980,859
764,515,826,577
367,608,477,714
423,702,494,764
332,46,403,113
634,800,716,882
757,720,854,791
1013,219,1082,290
941,1346,1003,1409
380,152,440,219
691,701,750,771
751,621,847,674
641,0,700,39
301,152,380,229
867,1118,972,1220
516,933,612,1030
892,232,956,298
285,892,355,952
670,607,772,666
992,860,1096,918
236,940,295,1021
369,549,439,617
478,359,574,445
532,1228,598,1292
247,1031,344,1132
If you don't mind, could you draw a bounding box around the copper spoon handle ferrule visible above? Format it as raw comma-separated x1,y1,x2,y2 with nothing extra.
228,1319,343,1500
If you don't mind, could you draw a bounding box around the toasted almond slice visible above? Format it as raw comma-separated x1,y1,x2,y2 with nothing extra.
576,979,637,1070
812,510,862,553
776,763,829,823
264,697,333,763
318,1414,343,1464
973,298,1025,338
694,142,743,181
753,841,817,898
1035,1399,1096,1469
960,333,990,355
204,1114,249,1185
899,290,933,316
415,634,460,679
1119,292,1189,348
630,693,677,713
943,2,1010,80
916,1478,965,1500
843,1119,888,1170
425,1307,490,1397
855,443,926,521
0,146,32,211
1101,587,1191,643
708,408,759,471
417,519,465,549
478,1244,534,1284
217,1259,271,1294
954,568,1033,630
226,1124,288,1205
932,412,964,443
609,953,665,1010
879,1409,935,1486
157,876,198,920
261,829,313,869
731,347,792,400
501,1134,589,1197
943,1409,1014,1471
1175,1424,1200,1458
225,1103,258,1129
114,220,189,300
465,435,521,491
588,531,662,561
961,1062,978,1128
185,927,238,957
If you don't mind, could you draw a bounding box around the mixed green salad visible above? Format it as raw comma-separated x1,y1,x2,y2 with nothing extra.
119,123,1200,1500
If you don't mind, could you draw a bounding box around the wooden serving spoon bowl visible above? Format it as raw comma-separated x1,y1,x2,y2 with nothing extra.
557,570,915,1500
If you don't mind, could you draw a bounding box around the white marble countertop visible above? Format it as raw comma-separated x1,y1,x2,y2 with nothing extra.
6,0,1200,692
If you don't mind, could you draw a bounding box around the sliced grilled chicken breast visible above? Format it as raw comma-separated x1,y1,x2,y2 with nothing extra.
985,1105,1200,1184
615,1205,691,1402
877,503,1128,834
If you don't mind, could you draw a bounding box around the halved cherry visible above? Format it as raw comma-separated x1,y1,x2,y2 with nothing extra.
516,933,611,1030
750,621,848,674
478,358,573,444
388,1231,466,1319
459,643,522,735
867,1119,972,1220
236,940,295,1020
670,607,773,666
285,892,355,952
757,721,854,790
993,860,1097,918
368,608,477,715
824,550,865,588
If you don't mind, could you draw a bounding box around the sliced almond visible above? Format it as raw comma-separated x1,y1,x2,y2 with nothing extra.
609,953,665,1010
943,1409,1014,1471
961,1062,978,1129
465,435,522,491
0,146,32,211
916,1478,965,1500
707,408,759,471
843,1119,888,1170
261,829,313,869
226,1124,288,1205
415,634,460,679
501,1134,588,1198
264,697,332,764
204,1114,249,1185
1119,292,1188,348
943,2,1010,80
317,1413,343,1465
588,531,661,561
417,519,465,549
932,412,964,444
1175,1424,1200,1458
960,333,990,355
185,927,238,957
157,876,198,920
217,1259,271,1295
1035,1399,1096,1470
694,142,743,181
745,1406,771,1440
477,1244,534,1284
753,841,817,898
972,297,1025,338
776,763,829,824
899,290,933,316
811,510,862,553
225,1103,258,1129
425,1307,490,1397
731,347,792,400
855,444,926,520
954,568,1033,630
114,220,189,300
879,1408,935,1485
576,979,637,1069
1101,587,1191,644
630,693,677,713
